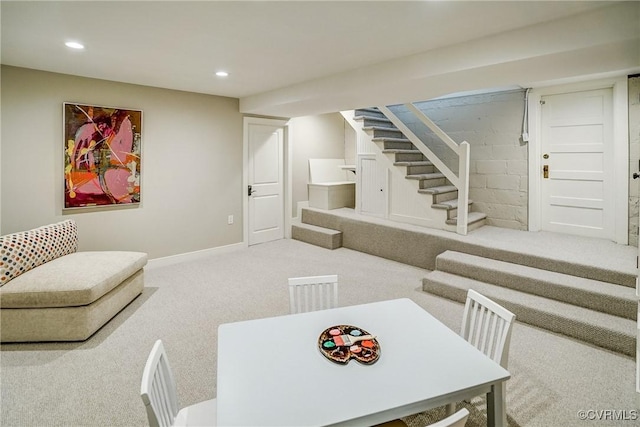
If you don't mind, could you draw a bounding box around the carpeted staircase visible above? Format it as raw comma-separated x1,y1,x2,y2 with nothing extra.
352,107,487,231
292,207,636,357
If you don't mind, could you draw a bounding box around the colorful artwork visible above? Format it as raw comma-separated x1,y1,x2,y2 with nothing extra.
63,103,142,209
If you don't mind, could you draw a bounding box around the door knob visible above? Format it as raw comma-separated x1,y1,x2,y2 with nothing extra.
543,165,549,179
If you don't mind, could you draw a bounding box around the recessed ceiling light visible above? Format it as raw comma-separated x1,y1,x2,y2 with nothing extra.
65,41,85,50
215,71,229,77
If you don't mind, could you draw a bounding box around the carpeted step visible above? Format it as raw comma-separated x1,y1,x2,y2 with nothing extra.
432,198,473,220
354,107,384,118
372,137,413,152
406,172,445,181
291,223,342,250
384,149,422,155
407,164,436,175
363,126,404,138
445,212,487,230
377,140,415,150
395,160,437,176
422,270,636,356
405,172,448,189
393,152,427,162
418,185,457,203
354,115,394,127
394,160,433,167
373,136,412,144
435,250,636,320
433,198,470,209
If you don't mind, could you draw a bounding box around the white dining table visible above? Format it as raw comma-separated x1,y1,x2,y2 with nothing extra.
216,298,510,427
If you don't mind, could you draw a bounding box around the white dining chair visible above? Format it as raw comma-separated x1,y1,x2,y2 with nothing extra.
445,289,516,419
140,340,217,427
288,274,338,314
460,289,516,368
430,408,470,427
375,407,470,427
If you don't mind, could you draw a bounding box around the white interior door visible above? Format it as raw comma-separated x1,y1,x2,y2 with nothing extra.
540,88,614,239
248,123,284,245
637,184,640,404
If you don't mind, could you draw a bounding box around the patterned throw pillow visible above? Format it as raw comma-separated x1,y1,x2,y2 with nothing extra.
0,220,78,286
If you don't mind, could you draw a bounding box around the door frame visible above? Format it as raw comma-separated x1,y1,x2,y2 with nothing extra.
243,117,291,247
528,76,629,244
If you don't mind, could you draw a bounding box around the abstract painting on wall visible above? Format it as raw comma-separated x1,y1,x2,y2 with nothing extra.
63,103,142,209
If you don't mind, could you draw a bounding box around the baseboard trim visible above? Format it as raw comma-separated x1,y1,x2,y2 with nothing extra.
147,242,246,269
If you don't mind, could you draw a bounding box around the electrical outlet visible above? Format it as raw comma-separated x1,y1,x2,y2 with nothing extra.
227,215,234,225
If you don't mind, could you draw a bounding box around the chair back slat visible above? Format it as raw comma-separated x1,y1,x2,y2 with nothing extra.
460,289,516,368
485,312,499,358
288,275,338,314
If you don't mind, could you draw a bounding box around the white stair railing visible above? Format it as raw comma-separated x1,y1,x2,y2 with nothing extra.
378,104,470,235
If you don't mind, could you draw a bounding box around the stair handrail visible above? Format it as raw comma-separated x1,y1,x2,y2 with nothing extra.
378,104,469,235
405,103,463,154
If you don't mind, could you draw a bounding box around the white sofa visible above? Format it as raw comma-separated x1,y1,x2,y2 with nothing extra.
0,220,147,342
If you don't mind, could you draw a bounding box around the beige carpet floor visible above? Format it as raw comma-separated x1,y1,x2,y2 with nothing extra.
1,239,636,427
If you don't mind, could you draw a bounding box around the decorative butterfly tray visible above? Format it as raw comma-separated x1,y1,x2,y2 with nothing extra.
318,324,380,365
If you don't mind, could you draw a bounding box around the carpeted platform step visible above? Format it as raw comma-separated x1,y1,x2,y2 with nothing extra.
298,208,635,286
291,222,342,250
435,251,637,320
422,270,636,356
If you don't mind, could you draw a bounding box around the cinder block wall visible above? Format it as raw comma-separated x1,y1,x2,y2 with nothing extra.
413,90,528,230
628,75,640,247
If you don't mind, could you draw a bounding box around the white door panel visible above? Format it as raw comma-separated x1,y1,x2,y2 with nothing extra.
540,88,613,239
248,124,284,245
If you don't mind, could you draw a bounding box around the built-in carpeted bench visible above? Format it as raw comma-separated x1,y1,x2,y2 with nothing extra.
0,220,147,342
307,159,355,210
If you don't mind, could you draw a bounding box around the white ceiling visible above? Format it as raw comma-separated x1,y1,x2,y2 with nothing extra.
2,1,638,117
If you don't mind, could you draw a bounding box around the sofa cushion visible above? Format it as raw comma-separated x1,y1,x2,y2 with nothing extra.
0,251,147,308
1,220,78,286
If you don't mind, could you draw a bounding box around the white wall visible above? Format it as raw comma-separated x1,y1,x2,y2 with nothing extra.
0,64,2,230
1,66,243,259
289,113,350,217
344,122,356,166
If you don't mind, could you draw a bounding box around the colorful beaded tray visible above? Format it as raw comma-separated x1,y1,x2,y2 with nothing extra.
318,324,380,365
